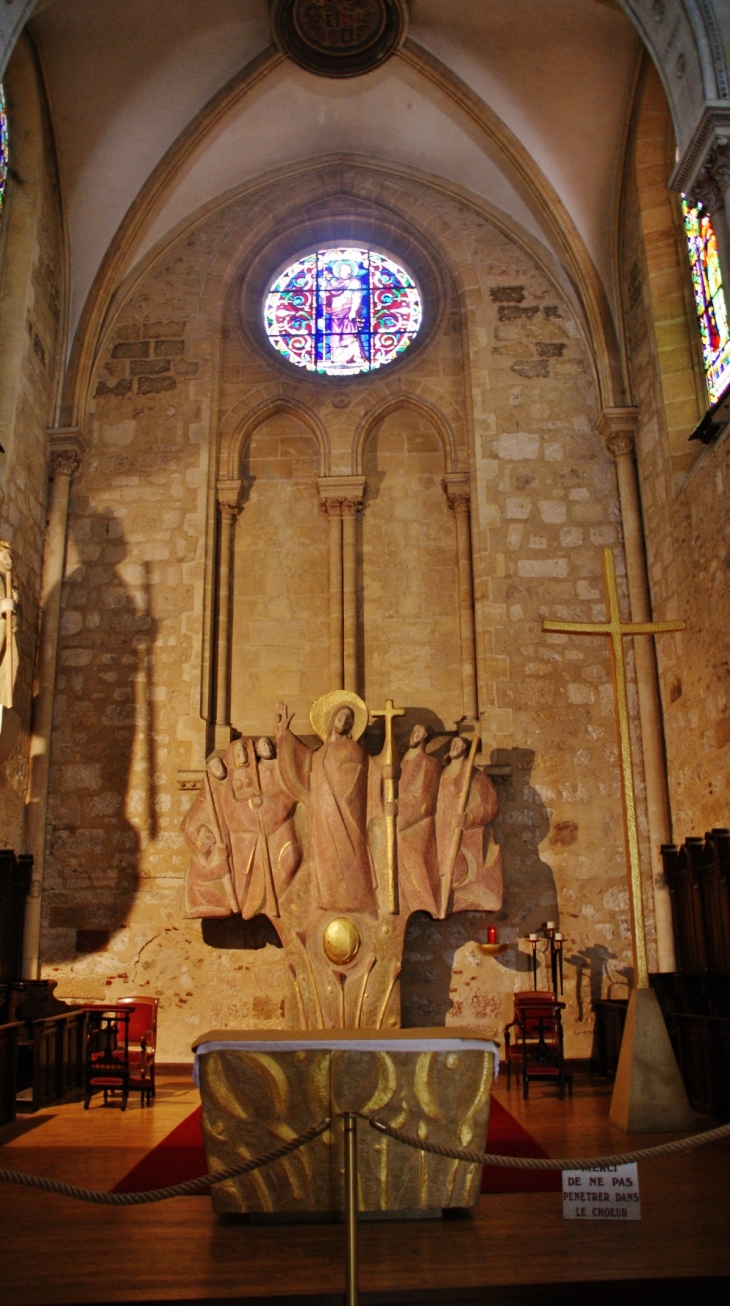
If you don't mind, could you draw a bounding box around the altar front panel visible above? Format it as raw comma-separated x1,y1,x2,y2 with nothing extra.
195,1029,496,1215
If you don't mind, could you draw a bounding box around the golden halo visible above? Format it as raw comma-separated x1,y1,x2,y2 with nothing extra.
309,691,368,742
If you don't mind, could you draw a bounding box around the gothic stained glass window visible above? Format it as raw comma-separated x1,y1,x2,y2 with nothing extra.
0,85,7,220
264,246,422,376
682,197,730,404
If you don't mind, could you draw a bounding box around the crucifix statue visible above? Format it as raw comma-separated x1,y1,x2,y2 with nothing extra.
543,548,694,1131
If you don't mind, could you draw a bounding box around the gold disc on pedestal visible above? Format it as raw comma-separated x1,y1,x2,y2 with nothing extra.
323,917,361,965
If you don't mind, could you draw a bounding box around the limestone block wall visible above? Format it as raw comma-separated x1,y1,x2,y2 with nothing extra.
0,37,64,849
230,415,329,734
44,169,644,1061
622,64,730,842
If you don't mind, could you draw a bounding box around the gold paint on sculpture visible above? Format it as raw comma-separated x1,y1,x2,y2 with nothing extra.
182,689,503,1030
197,1034,494,1215
323,916,361,965
309,689,368,741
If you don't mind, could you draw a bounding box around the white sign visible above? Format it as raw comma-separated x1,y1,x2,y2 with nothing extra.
562,1164,641,1220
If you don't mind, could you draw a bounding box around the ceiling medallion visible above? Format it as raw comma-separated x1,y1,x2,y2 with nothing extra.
271,0,408,78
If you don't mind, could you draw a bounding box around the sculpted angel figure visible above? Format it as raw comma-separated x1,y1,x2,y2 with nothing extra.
396,722,442,915
435,735,502,917
182,737,300,921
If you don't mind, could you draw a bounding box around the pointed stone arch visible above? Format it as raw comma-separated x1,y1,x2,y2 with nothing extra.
352,392,458,476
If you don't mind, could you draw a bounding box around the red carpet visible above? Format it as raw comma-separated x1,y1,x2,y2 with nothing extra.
113,1098,557,1196
479,1096,560,1193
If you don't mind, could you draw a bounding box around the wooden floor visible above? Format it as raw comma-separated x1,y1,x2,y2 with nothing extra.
0,1069,728,1305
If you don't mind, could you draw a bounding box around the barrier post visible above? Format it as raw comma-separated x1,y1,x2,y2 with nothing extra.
344,1112,359,1306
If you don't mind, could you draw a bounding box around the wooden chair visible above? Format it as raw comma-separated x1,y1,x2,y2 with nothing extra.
83,1007,131,1110
116,996,158,1106
504,992,572,1100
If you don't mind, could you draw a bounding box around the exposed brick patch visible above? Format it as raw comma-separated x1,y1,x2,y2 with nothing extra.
130,358,170,376
498,305,540,322
95,378,132,397
511,359,550,378
112,341,150,359
536,341,566,358
489,285,525,303
136,374,177,394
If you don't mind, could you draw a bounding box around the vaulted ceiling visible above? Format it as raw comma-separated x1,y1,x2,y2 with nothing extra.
28,0,643,354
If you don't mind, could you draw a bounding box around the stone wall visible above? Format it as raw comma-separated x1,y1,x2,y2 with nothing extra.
622,63,730,842
0,37,63,849
43,167,643,1061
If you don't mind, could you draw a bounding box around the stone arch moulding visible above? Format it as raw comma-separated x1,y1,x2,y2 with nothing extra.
616,0,728,150
62,38,629,430
225,395,330,481
352,392,458,477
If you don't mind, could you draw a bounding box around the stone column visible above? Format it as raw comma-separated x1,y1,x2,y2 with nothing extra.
342,499,363,694
318,476,365,694
213,479,242,750
444,473,479,723
323,499,344,690
599,409,676,973
23,428,86,979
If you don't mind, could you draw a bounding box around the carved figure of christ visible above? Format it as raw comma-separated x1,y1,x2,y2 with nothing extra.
275,701,377,913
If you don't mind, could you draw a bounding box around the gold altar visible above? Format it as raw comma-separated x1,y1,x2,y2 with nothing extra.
193,1028,496,1216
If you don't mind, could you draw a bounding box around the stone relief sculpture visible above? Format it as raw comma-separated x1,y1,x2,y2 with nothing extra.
0,541,20,764
182,691,502,1029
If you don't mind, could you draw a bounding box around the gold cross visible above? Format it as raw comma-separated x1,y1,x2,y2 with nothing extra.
542,548,685,988
371,699,406,914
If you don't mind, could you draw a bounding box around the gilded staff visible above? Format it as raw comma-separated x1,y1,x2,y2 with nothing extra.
440,732,480,918
371,698,406,914
543,548,684,989
250,744,279,918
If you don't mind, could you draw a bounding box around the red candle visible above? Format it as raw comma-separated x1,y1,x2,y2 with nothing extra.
488,926,498,944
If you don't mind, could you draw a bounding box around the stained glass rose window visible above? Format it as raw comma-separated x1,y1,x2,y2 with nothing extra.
263,246,422,376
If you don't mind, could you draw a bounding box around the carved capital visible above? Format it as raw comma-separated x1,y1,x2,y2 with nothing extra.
317,474,366,516
217,478,243,522
341,497,363,517
671,103,730,203
47,427,86,480
321,497,345,518
219,500,241,523
597,408,638,460
443,472,471,515
687,163,724,213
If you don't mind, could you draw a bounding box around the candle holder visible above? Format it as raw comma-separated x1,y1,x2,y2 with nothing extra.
522,924,564,996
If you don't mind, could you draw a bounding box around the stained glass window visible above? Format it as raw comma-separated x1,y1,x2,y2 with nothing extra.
0,84,7,220
264,246,422,376
682,197,730,404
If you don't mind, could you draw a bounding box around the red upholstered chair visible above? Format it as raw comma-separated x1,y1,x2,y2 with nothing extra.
83,1007,131,1110
504,992,572,1100
117,996,158,1106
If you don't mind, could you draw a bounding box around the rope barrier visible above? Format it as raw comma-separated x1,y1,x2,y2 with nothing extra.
0,1110,729,1204
0,1118,332,1205
362,1113,730,1170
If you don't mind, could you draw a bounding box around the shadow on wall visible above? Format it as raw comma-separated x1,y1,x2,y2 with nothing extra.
401,748,557,1026
565,945,633,1022
41,509,156,964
